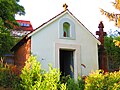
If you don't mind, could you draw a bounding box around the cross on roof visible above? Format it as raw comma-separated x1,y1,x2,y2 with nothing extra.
63,3,68,11
96,21,107,45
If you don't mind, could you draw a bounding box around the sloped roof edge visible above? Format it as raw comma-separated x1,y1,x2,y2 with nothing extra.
67,10,101,45
11,35,31,52
28,9,100,45
28,10,66,37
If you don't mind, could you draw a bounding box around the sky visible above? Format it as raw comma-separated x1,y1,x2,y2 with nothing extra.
15,0,120,35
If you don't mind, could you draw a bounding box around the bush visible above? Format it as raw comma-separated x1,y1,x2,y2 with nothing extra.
85,70,120,90
0,59,20,89
20,56,66,90
61,75,85,90
1,55,120,90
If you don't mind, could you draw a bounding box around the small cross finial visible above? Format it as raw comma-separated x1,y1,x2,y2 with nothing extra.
98,21,104,28
96,21,107,45
63,3,68,11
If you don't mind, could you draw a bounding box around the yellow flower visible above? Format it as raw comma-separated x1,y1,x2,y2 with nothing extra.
113,40,120,47
113,40,117,42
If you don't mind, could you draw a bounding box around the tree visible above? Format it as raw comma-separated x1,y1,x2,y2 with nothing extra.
0,0,25,29
100,0,120,27
0,0,25,57
0,28,16,57
101,1,120,47
104,36,120,71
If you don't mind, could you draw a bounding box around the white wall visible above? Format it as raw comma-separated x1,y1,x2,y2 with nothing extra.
31,13,99,76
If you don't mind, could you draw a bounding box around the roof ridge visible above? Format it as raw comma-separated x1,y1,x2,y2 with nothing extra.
34,10,67,30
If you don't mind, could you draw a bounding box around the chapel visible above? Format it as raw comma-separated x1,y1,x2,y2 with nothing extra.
11,4,101,79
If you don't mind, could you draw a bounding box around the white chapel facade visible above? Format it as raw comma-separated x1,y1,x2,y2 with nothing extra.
27,6,100,79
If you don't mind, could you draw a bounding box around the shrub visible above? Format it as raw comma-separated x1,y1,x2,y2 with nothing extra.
20,55,86,90
20,56,66,90
66,76,85,90
85,70,120,90
0,59,20,89
60,75,85,90
104,71,120,90
0,67,11,87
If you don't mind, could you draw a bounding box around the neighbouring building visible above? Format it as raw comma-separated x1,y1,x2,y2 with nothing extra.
11,5,101,79
11,20,34,37
4,20,33,65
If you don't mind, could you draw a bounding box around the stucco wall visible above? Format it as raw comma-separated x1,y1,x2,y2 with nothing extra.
31,13,99,76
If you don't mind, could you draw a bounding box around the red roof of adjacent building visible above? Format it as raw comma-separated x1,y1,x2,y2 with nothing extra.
14,20,34,31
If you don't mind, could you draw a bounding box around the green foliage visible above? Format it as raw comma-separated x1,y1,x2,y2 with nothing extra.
20,56,66,90
85,70,105,90
77,76,85,90
0,28,17,57
1,55,120,90
40,65,61,90
60,75,85,90
104,36,120,71
20,56,42,90
0,0,25,57
0,67,11,87
0,19,21,57
85,70,120,90
65,76,85,90
0,0,25,29
0,59,20,89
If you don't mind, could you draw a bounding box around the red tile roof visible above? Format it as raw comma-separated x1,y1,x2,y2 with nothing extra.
14,20,34,31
